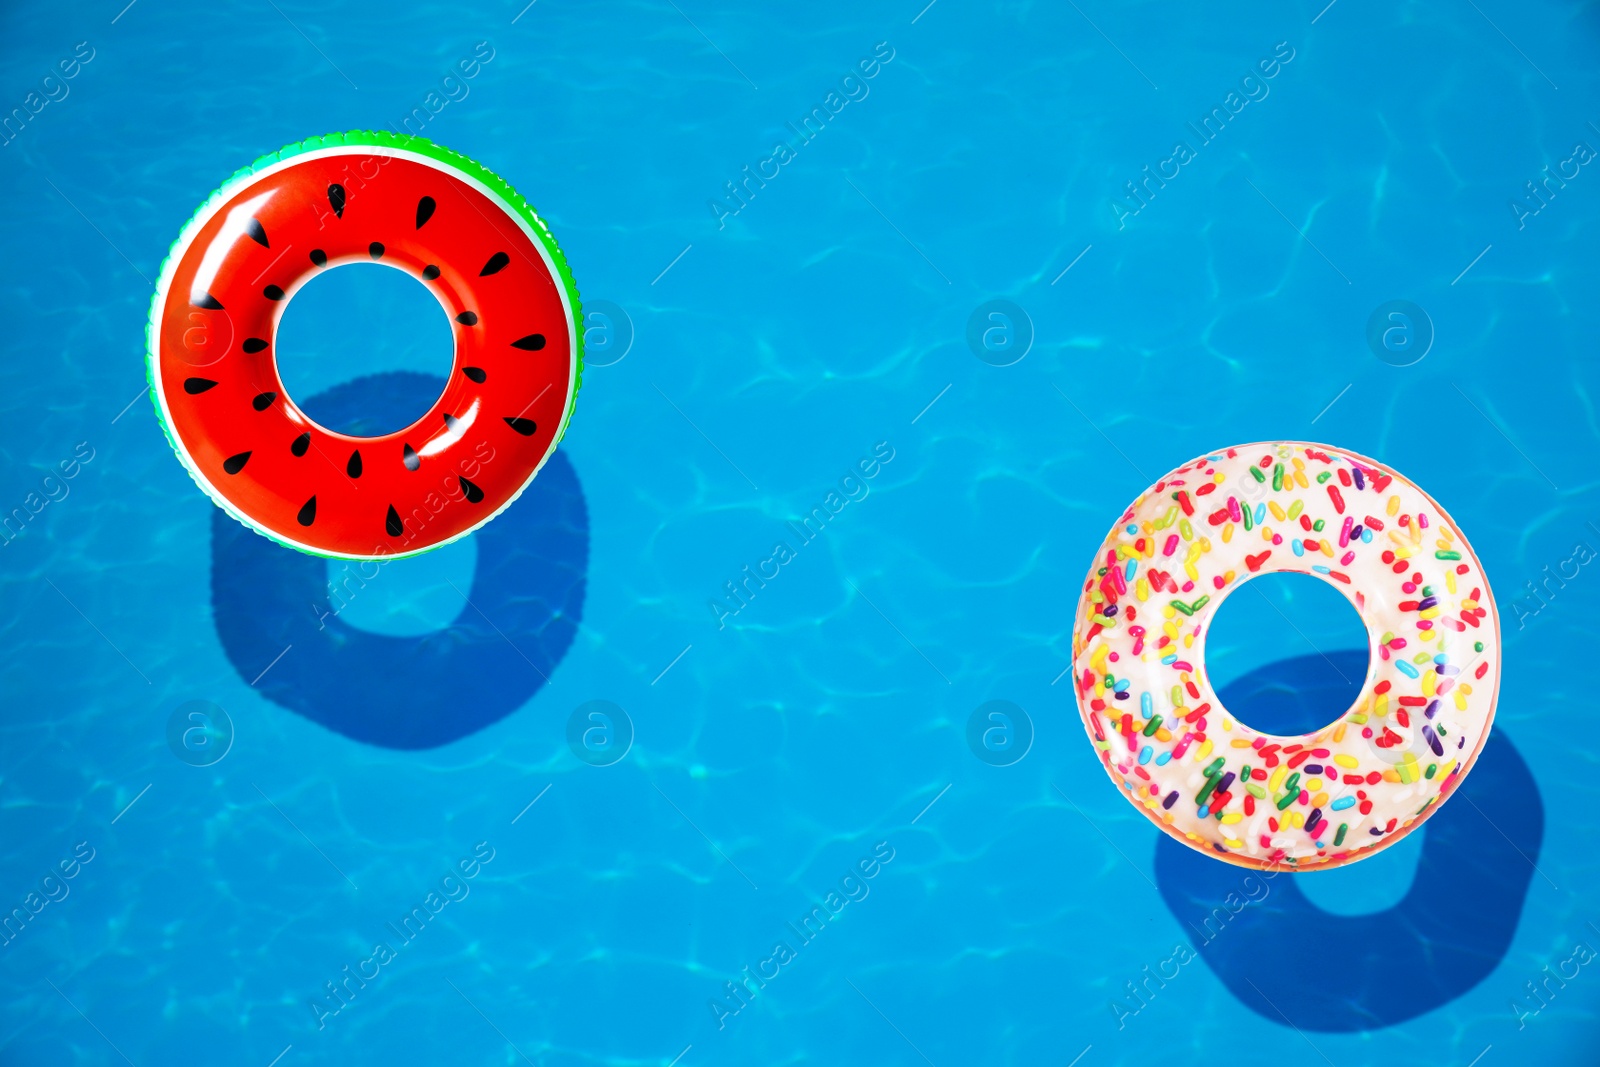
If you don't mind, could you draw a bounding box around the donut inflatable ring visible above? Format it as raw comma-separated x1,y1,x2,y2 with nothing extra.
146,131,582,559
1071,442,1500,870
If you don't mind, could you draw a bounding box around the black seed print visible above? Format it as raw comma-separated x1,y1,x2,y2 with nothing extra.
245,217,269,248
480,252,510,276
291,432,311,457
310,249,328,266
416,196,436,228
402,444,420,471
443,413,460,431
510,334,545,350
264,284,285,300
456,311,479,326
252,391,277,411
385,505,404,537
462,367,486,383
369,242,384,259
327,184,345,218
503,416,537,436
347,450,362,478
183,377,218,394
422,265,440,280
222,451,251,474
459,476,484,503
242,338,269,353
191,292,224,310
297,496,317,526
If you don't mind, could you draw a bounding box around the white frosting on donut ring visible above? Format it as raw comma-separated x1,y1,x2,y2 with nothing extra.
1071,442,1500,870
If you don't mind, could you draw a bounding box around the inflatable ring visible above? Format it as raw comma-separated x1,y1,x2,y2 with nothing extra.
1071,442,1501,870
146,131,582,560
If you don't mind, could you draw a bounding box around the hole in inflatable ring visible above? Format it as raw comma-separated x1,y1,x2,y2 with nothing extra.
274,262,454,436
1201,572,1370,736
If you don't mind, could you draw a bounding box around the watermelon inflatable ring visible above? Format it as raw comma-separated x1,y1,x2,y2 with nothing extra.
146,131,582,560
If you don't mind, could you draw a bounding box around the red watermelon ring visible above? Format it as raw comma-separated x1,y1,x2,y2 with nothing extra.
146,131,582,560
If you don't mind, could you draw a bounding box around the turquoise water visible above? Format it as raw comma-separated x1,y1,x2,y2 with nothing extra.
1,0,1598,1063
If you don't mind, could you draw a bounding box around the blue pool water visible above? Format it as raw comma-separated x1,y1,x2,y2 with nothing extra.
1,1,1598,1064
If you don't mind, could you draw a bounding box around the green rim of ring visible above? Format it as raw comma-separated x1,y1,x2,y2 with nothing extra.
143,130,584,559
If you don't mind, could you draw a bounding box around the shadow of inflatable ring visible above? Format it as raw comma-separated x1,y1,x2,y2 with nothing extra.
210,371,588,749
1155,650,1543,1031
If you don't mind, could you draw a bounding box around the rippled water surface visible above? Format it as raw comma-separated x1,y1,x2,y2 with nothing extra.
1,1,1597,1064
